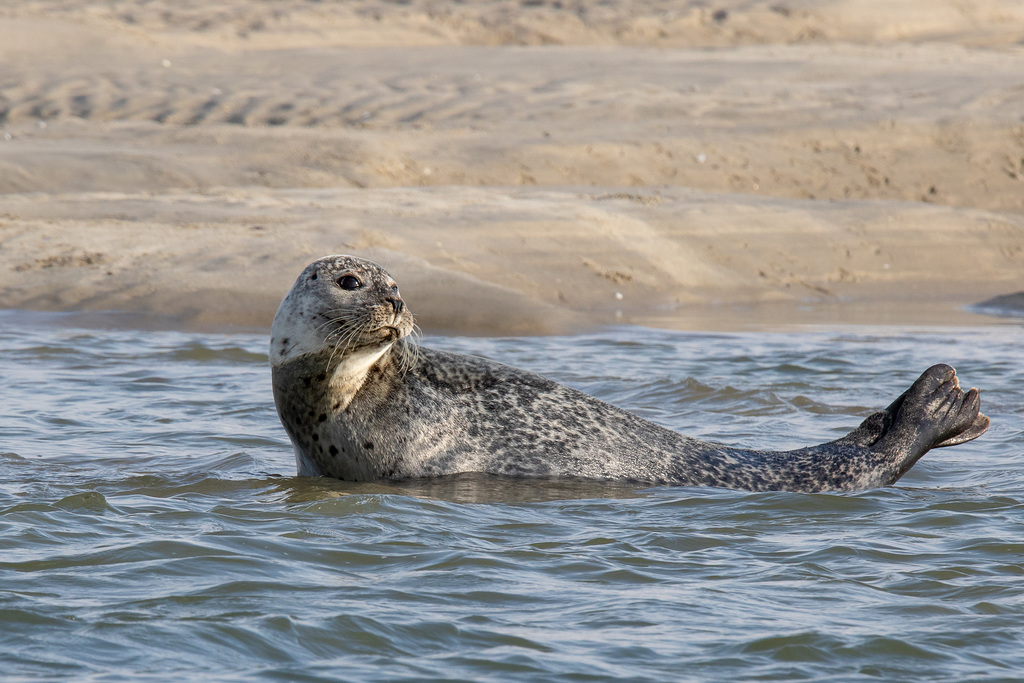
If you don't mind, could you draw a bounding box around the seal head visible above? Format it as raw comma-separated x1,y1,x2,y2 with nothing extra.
270,254,414,369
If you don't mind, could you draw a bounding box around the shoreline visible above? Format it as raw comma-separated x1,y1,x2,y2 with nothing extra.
2,296,1020,341
2,185,1022,336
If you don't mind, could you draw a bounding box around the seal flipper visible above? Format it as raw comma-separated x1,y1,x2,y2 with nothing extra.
835,366,989,451
933,410,990,448
831,410,892,449
933,405,987,448
867,364,989,483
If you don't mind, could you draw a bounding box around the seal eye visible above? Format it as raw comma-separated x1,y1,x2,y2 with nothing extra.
337,275,362,290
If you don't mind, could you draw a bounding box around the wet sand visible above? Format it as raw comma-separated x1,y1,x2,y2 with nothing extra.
2,1,1023,334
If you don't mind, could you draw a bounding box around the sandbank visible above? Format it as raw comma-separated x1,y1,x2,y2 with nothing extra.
2,1,1022,334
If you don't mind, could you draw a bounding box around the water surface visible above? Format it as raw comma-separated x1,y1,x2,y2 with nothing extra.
2,313,1022,681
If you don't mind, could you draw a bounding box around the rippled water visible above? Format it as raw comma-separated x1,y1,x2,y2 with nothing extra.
2,312,1022,681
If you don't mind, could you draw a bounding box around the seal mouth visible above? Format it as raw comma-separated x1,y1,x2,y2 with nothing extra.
367,324,404,342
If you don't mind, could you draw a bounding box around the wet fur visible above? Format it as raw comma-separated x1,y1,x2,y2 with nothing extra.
271,256,990,492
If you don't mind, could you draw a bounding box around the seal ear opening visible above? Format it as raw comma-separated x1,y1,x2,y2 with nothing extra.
310,272,318,281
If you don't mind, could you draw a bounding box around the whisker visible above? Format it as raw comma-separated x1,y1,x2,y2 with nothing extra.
315,309,352,337
326,321,363,373
399,324,422,375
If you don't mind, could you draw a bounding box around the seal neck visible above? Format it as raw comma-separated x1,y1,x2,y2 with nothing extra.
271,338,413,415
334,342,393,397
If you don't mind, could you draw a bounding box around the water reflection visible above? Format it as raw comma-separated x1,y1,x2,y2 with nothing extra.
278,472,650,505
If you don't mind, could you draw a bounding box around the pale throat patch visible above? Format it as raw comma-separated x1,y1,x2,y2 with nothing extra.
327,342,395,411
334,343,393,382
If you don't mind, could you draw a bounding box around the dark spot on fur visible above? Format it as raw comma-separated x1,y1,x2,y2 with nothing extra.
311,433,319,442
281,337,289,347
318,413,327,422
329,445,339,456
302,377,312,387
316,373,326,383
332,402,341,411
364,442,374,450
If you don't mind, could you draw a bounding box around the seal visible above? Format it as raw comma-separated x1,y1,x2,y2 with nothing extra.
270,255,990,492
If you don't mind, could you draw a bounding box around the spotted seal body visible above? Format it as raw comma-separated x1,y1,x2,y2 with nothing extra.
270,255,990,492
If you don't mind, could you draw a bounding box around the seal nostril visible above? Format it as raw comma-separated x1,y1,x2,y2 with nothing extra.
388,298,404,313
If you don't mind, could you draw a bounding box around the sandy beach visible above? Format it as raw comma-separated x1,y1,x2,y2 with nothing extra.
1,0,1022,334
